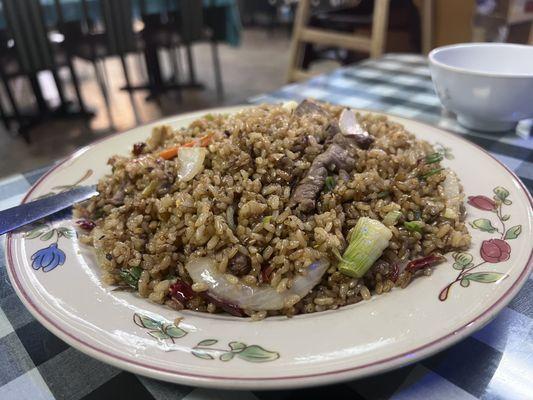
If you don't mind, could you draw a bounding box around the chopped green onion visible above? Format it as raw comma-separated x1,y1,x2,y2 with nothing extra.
338,217,392,278
425,152,443,164
324,176,336,192
263,216,272,224
443,207,457,219
119,268,142,289
420,168,444,179
141,180,158,197
404,221,424,233
130,266,143,280
383,210,402,226
377,191,389,198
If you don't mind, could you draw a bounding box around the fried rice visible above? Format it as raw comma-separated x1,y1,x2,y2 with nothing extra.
75,101,471,319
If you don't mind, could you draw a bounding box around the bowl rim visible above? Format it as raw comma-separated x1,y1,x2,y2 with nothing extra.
429,42,533,78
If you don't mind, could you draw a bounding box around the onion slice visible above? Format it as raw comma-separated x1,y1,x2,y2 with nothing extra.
177,147,206,182
185,258,329,311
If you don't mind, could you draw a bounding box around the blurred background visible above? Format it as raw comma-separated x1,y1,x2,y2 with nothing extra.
0,0,531,177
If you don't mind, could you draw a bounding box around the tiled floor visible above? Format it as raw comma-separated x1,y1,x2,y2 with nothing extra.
0,29,300,178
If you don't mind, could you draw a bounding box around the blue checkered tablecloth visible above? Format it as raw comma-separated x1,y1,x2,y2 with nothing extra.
0,54,531,399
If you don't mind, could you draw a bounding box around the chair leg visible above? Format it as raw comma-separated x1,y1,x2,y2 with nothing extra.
169,47,182,101
184,43,197,84
93,59,114,130
119,54,141,125
135,53,148,82
100,59,111,91
210,41,223,99
0,95,8,131
66,57,89,114
51,69,69,110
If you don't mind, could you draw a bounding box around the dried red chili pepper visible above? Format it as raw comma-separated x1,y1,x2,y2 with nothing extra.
169,280,195,304
405,254,445,273
169,280,245,317
200,292,245,317
76,219,95,231
261,265,275,283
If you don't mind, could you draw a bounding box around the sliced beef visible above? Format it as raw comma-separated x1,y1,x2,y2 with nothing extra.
290,143,355,212
294,99,328,117
290,108,375,213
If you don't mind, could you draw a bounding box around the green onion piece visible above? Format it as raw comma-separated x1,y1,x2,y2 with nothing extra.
130,266,143,280
119,268,141,289
425,152,443,164
383,210,402,226
338,217,392,278
404,220,424,233
377,191,389,198
324,176,336,192
141,180,158,197
263,216,272,224
420,168,444,179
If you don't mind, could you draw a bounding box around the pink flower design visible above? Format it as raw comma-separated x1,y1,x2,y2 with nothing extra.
467,195,496,211
480,239,511,263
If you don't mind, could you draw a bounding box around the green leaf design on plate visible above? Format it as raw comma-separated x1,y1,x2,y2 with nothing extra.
148,330,170,340
58,227,76,238
40,230,56,241
219,352,235,362
164,325,187,339
504,225,522,240
460,278,470,287
228,341,246,352
452,252,473,269
197,339,218,347
470,219,497,233
24,225,47,239
493,186,509,201
192,351,214,360
464,272,506,284
501,215,510,221
236,345,280,363
137,315,162,330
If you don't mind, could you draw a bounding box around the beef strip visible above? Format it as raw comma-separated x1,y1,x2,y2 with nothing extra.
290,108,374,213
294,99,328,117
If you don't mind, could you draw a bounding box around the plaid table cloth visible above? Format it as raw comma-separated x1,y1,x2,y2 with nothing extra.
0,54,531,399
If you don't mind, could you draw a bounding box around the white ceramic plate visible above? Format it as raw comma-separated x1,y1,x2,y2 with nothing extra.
5,107,533,390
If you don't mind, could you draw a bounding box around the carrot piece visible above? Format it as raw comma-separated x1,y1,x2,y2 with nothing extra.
159,146,179,160
158,134,213,160
199,133,213,146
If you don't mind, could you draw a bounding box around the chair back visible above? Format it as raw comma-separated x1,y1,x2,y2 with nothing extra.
100,0,137,55
1,0,54,73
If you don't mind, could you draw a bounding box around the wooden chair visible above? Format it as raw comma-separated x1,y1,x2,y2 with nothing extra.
287,0,434,82
287,0,390,82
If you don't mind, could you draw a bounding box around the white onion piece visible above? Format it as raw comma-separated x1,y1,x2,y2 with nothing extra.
441,169,462,219
185,257,330,311
339,109,368,138
177,147,206,182
282,100,298,111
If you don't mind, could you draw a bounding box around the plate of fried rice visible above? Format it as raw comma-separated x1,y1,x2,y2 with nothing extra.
6,101,532,389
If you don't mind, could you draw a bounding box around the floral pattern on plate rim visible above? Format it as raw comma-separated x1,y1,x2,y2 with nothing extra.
23,170,93,272
133,313,280,362
438,186,521,301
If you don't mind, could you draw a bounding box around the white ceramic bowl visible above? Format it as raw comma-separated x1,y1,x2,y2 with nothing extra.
429,43,533,132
